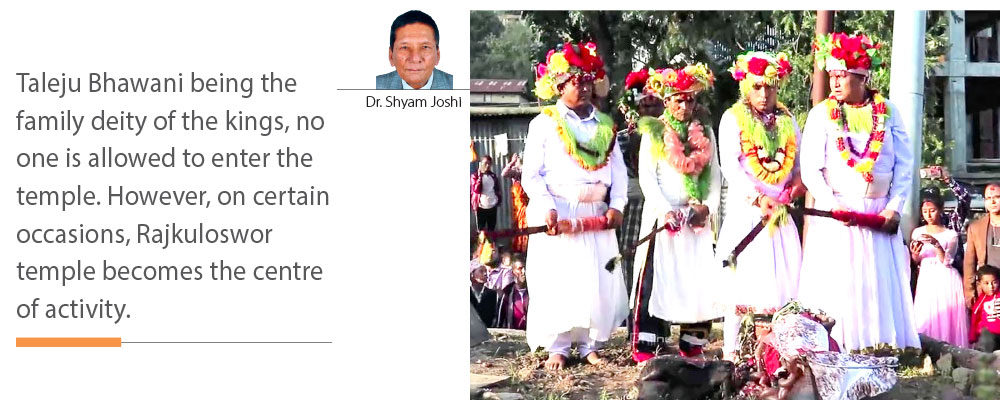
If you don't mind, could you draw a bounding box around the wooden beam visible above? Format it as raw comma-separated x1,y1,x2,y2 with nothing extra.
811,11,834,107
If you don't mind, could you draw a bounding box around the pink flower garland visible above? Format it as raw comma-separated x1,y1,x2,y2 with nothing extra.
662,120,711,175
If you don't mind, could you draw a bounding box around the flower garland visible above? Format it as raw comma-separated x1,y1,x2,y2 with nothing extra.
813,32,884,72
729,51,793,97
534,42,607,101
638,112,713,201
646,64,714,98
733,305,781,317
542,106,616,171
824,92,890,183
732,102,797,186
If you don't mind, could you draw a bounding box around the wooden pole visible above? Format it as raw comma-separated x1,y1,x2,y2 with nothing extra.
811,11,834,106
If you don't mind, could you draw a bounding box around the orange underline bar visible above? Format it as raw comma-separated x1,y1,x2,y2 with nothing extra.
16,337,121,347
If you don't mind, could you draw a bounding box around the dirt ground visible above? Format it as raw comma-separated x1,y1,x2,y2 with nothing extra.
470,327,961,400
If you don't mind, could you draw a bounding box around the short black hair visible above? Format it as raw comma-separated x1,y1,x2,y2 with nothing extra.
977,265,1000,282
512,253,525,266
389,10,439,49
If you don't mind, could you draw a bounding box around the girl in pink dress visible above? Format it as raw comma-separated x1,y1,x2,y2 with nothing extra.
910,190,968,347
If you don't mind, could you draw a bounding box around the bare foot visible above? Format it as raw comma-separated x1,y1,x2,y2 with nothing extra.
545,353,566,370
585,351,605,365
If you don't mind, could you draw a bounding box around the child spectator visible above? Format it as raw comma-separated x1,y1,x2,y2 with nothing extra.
970,265,1000,352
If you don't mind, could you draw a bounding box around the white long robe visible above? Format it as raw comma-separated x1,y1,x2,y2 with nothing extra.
797,99,920,352
714,109,804,355
521,101,630,351
630,120,723,324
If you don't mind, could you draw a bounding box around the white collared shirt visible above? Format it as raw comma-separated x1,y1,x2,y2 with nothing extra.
520,100,628,213
555,100,598,142
401,71,434,90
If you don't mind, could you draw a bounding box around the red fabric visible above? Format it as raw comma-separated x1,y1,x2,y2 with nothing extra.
970,293,1000,343
760,343,782,376
678,345,703,358
828,337,841,353
554,216,609,234
633,351,655,363
830,210,886,230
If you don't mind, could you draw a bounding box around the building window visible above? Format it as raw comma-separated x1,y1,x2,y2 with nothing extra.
969,25,999,63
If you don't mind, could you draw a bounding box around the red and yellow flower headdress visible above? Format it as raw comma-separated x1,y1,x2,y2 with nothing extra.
534,42,608,100
813,32,884,76
729,51,793,97
645,63,714,99
617,68,656,129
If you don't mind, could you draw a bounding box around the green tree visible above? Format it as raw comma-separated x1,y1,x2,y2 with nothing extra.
471,12,539,80
470,11,504,62
524,11,784,125
480,20,538,79
516,10,951,170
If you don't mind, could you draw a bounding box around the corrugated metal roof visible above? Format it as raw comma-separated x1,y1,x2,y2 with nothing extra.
471,106,541,116
471,79,528,93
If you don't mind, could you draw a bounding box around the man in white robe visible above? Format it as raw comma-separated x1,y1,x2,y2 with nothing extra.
714,51,805,360
522,41,629,370
798,32,920,354
624,64,722,362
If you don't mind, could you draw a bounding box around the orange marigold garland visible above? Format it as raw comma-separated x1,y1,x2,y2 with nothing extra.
733,102,797,186
825,92,889,183
542,105,616,171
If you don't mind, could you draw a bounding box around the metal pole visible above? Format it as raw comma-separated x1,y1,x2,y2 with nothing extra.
889,11,927,238
804,10,834,243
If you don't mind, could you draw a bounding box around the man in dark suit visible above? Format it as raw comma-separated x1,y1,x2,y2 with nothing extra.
376,10,453,90
964,183,1000,307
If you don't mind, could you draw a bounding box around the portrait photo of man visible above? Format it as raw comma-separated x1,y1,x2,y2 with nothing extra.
376,10,453,90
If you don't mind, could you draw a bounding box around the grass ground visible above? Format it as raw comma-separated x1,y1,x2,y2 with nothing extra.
471,326,964,400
